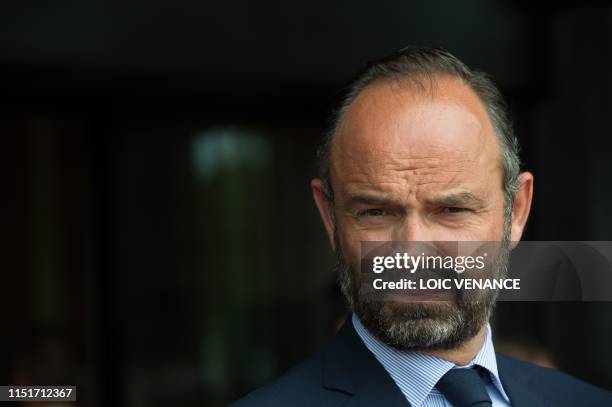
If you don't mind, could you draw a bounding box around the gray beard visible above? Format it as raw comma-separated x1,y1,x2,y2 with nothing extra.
334,218,512,351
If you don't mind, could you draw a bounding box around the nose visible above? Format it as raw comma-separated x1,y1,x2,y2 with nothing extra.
393,214,434,242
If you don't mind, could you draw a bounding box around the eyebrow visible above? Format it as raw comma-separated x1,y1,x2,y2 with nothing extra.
346,190,484,207
426,191,483,207
347,192,396,206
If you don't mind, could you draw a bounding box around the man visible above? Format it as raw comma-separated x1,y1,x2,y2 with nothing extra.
232,47,612,406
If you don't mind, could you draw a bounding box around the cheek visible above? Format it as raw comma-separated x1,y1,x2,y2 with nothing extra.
452,220,505,241
472,202,507,241
338,218,392,243
336,221,389,274
336,224,361,269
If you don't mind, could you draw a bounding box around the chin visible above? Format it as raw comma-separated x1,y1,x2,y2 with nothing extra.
356,299,487,351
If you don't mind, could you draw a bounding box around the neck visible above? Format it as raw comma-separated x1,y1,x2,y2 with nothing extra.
423,325,488,366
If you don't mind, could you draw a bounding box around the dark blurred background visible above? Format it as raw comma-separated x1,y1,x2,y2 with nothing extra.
2,1,612,406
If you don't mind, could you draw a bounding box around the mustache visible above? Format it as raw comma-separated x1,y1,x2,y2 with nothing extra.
334,240,512,306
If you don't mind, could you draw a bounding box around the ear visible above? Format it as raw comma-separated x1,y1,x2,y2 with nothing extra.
509,171,534,247
311,178,336,250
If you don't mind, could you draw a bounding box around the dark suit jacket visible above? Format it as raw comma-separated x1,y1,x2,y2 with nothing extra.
231,321,612,406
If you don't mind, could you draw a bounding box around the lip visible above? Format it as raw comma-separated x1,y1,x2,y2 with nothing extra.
379,289,455,303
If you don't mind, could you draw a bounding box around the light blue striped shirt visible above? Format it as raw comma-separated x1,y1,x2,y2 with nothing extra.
352,313,510,407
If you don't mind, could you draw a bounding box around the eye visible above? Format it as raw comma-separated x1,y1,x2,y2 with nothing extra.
359,208,387,217
442,207,470,214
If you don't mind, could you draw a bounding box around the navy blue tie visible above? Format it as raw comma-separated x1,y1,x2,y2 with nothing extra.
436,367,493,407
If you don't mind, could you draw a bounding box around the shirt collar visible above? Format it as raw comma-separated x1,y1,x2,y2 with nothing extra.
351,313,510,407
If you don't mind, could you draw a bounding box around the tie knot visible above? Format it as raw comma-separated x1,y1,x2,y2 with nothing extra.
436,367,492,407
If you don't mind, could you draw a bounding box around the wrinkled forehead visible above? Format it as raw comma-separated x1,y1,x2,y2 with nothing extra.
330,78,501,189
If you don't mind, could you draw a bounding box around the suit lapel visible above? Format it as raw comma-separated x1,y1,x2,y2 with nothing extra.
322,320,410,406
321,322,565,407
496,353,558,407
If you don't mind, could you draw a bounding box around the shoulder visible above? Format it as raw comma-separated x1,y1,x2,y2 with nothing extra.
229,350,345,407
497,353,612,406
231,320,368,407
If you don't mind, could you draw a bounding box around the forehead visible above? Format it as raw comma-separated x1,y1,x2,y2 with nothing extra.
330,77,501,193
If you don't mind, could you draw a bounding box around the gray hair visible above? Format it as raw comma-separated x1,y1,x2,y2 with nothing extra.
317,46,521,218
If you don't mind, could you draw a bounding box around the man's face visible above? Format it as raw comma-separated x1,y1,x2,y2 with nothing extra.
332,77,505,256
324,76,512,350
